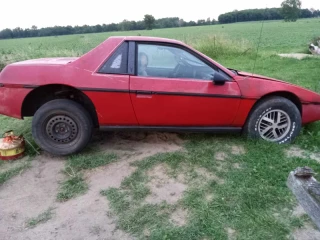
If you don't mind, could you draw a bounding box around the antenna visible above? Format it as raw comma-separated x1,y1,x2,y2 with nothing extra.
252,7,267,76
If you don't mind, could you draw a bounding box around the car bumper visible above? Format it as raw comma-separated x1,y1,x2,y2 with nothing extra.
0,86,31,119
302,103,320,124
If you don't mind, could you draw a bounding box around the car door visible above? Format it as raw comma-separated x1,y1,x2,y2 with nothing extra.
129,42,242,127
84,41,138,125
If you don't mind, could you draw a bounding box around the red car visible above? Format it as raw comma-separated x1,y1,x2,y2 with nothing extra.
1,36,320,155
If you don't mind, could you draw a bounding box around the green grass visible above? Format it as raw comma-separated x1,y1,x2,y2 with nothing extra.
0,18,320,238
57,174,88,201
0,116,38,185
66,151,117,172
0,18,319,63
102,135,320,239
0,160,31,185
26,207,54,228
57,150,118,201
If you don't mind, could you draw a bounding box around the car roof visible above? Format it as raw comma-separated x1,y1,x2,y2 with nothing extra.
108,36,186,45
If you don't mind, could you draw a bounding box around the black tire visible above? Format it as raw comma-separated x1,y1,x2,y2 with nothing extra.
32,99,93,156
244,96,301,144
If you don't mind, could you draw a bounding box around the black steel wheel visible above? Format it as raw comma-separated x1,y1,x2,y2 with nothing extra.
32,99,93,156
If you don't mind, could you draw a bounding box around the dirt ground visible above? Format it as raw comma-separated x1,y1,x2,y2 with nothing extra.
1,133,320,240
277,53,319,60
0,132,182,240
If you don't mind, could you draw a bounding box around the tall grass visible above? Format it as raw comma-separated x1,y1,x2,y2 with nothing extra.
189,35,255,59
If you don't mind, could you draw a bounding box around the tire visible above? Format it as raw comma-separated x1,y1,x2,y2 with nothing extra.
244,96,301,144
32,99,93,156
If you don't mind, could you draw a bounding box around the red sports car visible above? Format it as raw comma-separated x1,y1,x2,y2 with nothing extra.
1,36,320,155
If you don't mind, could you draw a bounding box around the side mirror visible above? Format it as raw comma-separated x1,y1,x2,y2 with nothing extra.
213,72,228,85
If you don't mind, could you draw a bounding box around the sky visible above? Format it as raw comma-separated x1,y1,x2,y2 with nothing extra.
1,0,319,30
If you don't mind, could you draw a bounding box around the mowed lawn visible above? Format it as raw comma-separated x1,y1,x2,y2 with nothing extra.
1,18,320,239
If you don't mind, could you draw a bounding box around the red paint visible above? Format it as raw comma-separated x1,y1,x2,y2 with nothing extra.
0,36,320,129
130,76,241,126
232,99,257,126
0,87,31,118
302,104,320,124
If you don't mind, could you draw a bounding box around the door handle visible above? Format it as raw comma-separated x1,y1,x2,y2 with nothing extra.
136,90,153,98
136,91,152,95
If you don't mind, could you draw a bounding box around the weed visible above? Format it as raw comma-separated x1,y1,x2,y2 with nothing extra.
26,207,54,228
57,174,88,201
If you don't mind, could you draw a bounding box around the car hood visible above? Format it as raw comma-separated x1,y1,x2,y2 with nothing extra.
10,57,79,66
234,70,320,104
236,70,286,83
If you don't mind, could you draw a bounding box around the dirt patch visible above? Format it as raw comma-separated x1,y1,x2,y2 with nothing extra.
292,205,306,217
310,153,320,163
146,164,187,204
215,152,228,161
285,146,320,164
232,163,242,169
205,193,215,202
285,146,306,158
170,208,188,226
278,53,318,60
230,145,246,155
293,223,320,240
0,156,29,174
143,228,151,237
0,156,64,236
195,167,224,184
0,131,183,240
226,227,237,240
97,132,183,159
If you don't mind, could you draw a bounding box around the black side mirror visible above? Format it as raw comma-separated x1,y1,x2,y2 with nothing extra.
213,72,228,85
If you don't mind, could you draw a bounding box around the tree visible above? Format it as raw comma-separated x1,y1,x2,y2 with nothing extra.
197,19,206,25
300,9,313,18
211,19,218,25
0,28,13,39
144,14,155,30
281,0,301,22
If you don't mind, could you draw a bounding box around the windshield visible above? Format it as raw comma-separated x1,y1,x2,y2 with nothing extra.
167,47,208,67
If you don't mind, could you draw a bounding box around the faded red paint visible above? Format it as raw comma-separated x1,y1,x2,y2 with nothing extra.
0,36,320,128
302,104,320,124
0,87,31,118
130,76,241,126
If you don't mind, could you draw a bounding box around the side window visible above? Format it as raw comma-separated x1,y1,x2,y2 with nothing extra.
137,44,217,80
98,42,128,74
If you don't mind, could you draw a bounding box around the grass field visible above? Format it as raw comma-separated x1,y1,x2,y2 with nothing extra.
1,18,320,239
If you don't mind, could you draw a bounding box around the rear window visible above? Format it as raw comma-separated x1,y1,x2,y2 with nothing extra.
98,42,128,74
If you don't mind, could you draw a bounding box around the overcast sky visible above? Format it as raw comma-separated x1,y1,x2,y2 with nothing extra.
1,0,319,30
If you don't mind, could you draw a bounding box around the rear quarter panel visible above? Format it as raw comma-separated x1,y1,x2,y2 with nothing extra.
0,37,136,123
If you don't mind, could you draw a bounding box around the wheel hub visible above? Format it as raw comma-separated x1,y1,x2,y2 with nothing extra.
46,115,78,143
258,109,291,142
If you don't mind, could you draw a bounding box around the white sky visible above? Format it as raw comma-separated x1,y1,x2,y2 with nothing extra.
1,0,319,30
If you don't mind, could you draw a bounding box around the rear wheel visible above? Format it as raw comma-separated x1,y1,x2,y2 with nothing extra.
244,96,301,144
32,99,93,156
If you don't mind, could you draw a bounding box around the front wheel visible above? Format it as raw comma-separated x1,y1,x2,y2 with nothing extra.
32,99,93,156
244,96,301,144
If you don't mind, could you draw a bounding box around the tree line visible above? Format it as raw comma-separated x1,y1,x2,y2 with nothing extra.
1,6,319,39
218,7,320,24
0,17,217,39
